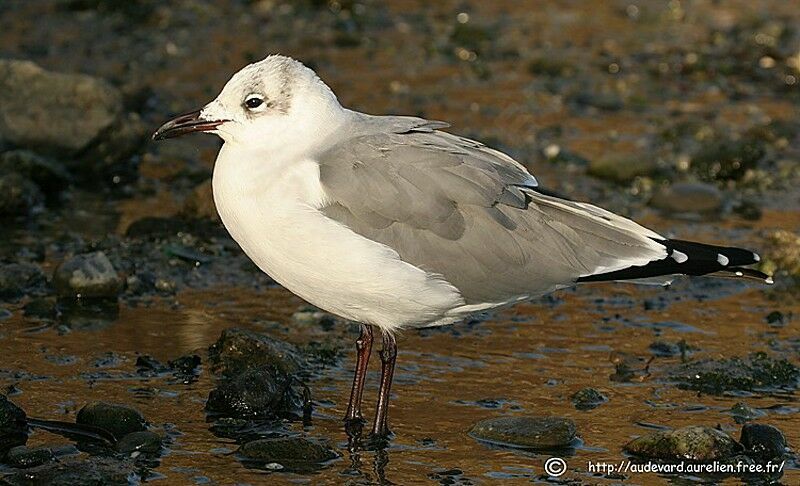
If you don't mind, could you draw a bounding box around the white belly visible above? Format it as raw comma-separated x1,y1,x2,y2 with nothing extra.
211,146,466,331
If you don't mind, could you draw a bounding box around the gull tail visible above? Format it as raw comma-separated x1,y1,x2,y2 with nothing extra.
577,238,773,285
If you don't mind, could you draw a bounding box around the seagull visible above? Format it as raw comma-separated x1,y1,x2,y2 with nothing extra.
153,54,771,440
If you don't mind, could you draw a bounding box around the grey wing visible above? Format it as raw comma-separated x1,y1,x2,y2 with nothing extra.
317,117,668,304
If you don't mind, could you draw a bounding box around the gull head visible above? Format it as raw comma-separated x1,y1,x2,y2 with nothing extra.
153,55,343,147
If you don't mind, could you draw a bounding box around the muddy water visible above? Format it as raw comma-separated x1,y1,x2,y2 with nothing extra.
2,261,798,485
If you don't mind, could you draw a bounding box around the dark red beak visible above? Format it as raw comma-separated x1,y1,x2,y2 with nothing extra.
152,110,227,140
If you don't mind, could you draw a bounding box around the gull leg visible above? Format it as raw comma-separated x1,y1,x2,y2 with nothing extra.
344,324,373,426
370,332,397,438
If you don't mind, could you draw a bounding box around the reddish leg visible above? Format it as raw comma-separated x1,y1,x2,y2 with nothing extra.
344,324,373,425
370,332,397,438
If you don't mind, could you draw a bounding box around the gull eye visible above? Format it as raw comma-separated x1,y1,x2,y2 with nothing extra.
244,95,264,110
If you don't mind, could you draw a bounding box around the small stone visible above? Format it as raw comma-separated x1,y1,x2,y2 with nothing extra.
0,59,122,155
5,445,53,468
238,436,337,469
208,328,302,376
666,352,799,394
0,150,71,193
0,395,28,457
649,182,723,215
588,154,659,183
0,173,43,216
729,402,765,424
1,456,135,485
53,252,122,299
624,426,742,461
740,424,787,459
764,311,788,327
571,388,608,411
0,262,45,300
205,366,302,420
469,416,576,449
23,297,58,321
116,430,162,455
76,402,146,439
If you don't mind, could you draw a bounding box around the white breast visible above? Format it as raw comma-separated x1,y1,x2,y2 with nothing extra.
211,144,466,331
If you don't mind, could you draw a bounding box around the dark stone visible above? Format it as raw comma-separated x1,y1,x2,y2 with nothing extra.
571,388,608,411
0,60,121,156
76,402,146,439
206,366,302,420
587,154,659,183
116,430,162,455
0,456,136,485
0,150,71,193
649,182,724,215
740,424,787,459
0,262,45,300
729,402,765,424
238,436,337,470
666,352,799,394
0,395,28,458
168,354,201,376
23,297,58,321
208,328,302,376
0,173,43,217
764,310,788,327
624,426,742,461
53,252,122,299
469,416,576,449
5,445,54,468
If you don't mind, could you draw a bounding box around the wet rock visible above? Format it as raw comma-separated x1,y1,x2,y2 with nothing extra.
0,150,71,193
76,402,146,439
181,179,219,221
206,329,305,420
740,424,787,459
116,430,162,455
0,173,43,216
729,402,765,424
765,310,789,327
75,112,147,183
760,230,800,280
691,136,765,181
587,154,659,183
469,416,576,449
238,436,337,470
53,251,122,299
22,298,57,321
0,395,28,458
571,388,607,411
624,426,742,461
208,328,302,376
649,182,723,215
666,352,799,394
0,456,136,485
0,60,122,155
5,445,54,468
0,262,45,300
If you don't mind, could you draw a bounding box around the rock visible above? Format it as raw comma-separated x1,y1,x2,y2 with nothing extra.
740,424,787,459
691,136,765,181
666,352,799,394
0,59,122,156
5,445,54,468
116,430,162,455
206,366,302,420
0,173,43,216
587,154,659,183
0,395,28,458
729,402,765,424
649,182,723,215
469,416,576,449
0,150,71,193
75,112,147,182
76,402,146,439
208,328,302,376
0,262,45,300
238,436,337,470
181,179,219,221
53,252,122,299
760,230,800,280
206,329,305,420
624,426,742,461
0,456,135,486
571,388,607,411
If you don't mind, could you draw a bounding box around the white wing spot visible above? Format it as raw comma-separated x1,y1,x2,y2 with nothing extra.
735,271,744,276
671,250,689,263
717,254,730,266
752,252,761,262
765,276,774,284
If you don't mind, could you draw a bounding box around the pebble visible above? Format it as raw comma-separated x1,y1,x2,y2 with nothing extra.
469,416,576,449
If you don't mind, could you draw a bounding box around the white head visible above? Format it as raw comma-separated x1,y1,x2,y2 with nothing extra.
153,55,345,149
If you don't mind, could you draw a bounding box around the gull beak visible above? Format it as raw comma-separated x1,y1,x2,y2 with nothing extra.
152,110,227,141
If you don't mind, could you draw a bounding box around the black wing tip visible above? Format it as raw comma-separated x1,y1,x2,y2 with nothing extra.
578,238,771,284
